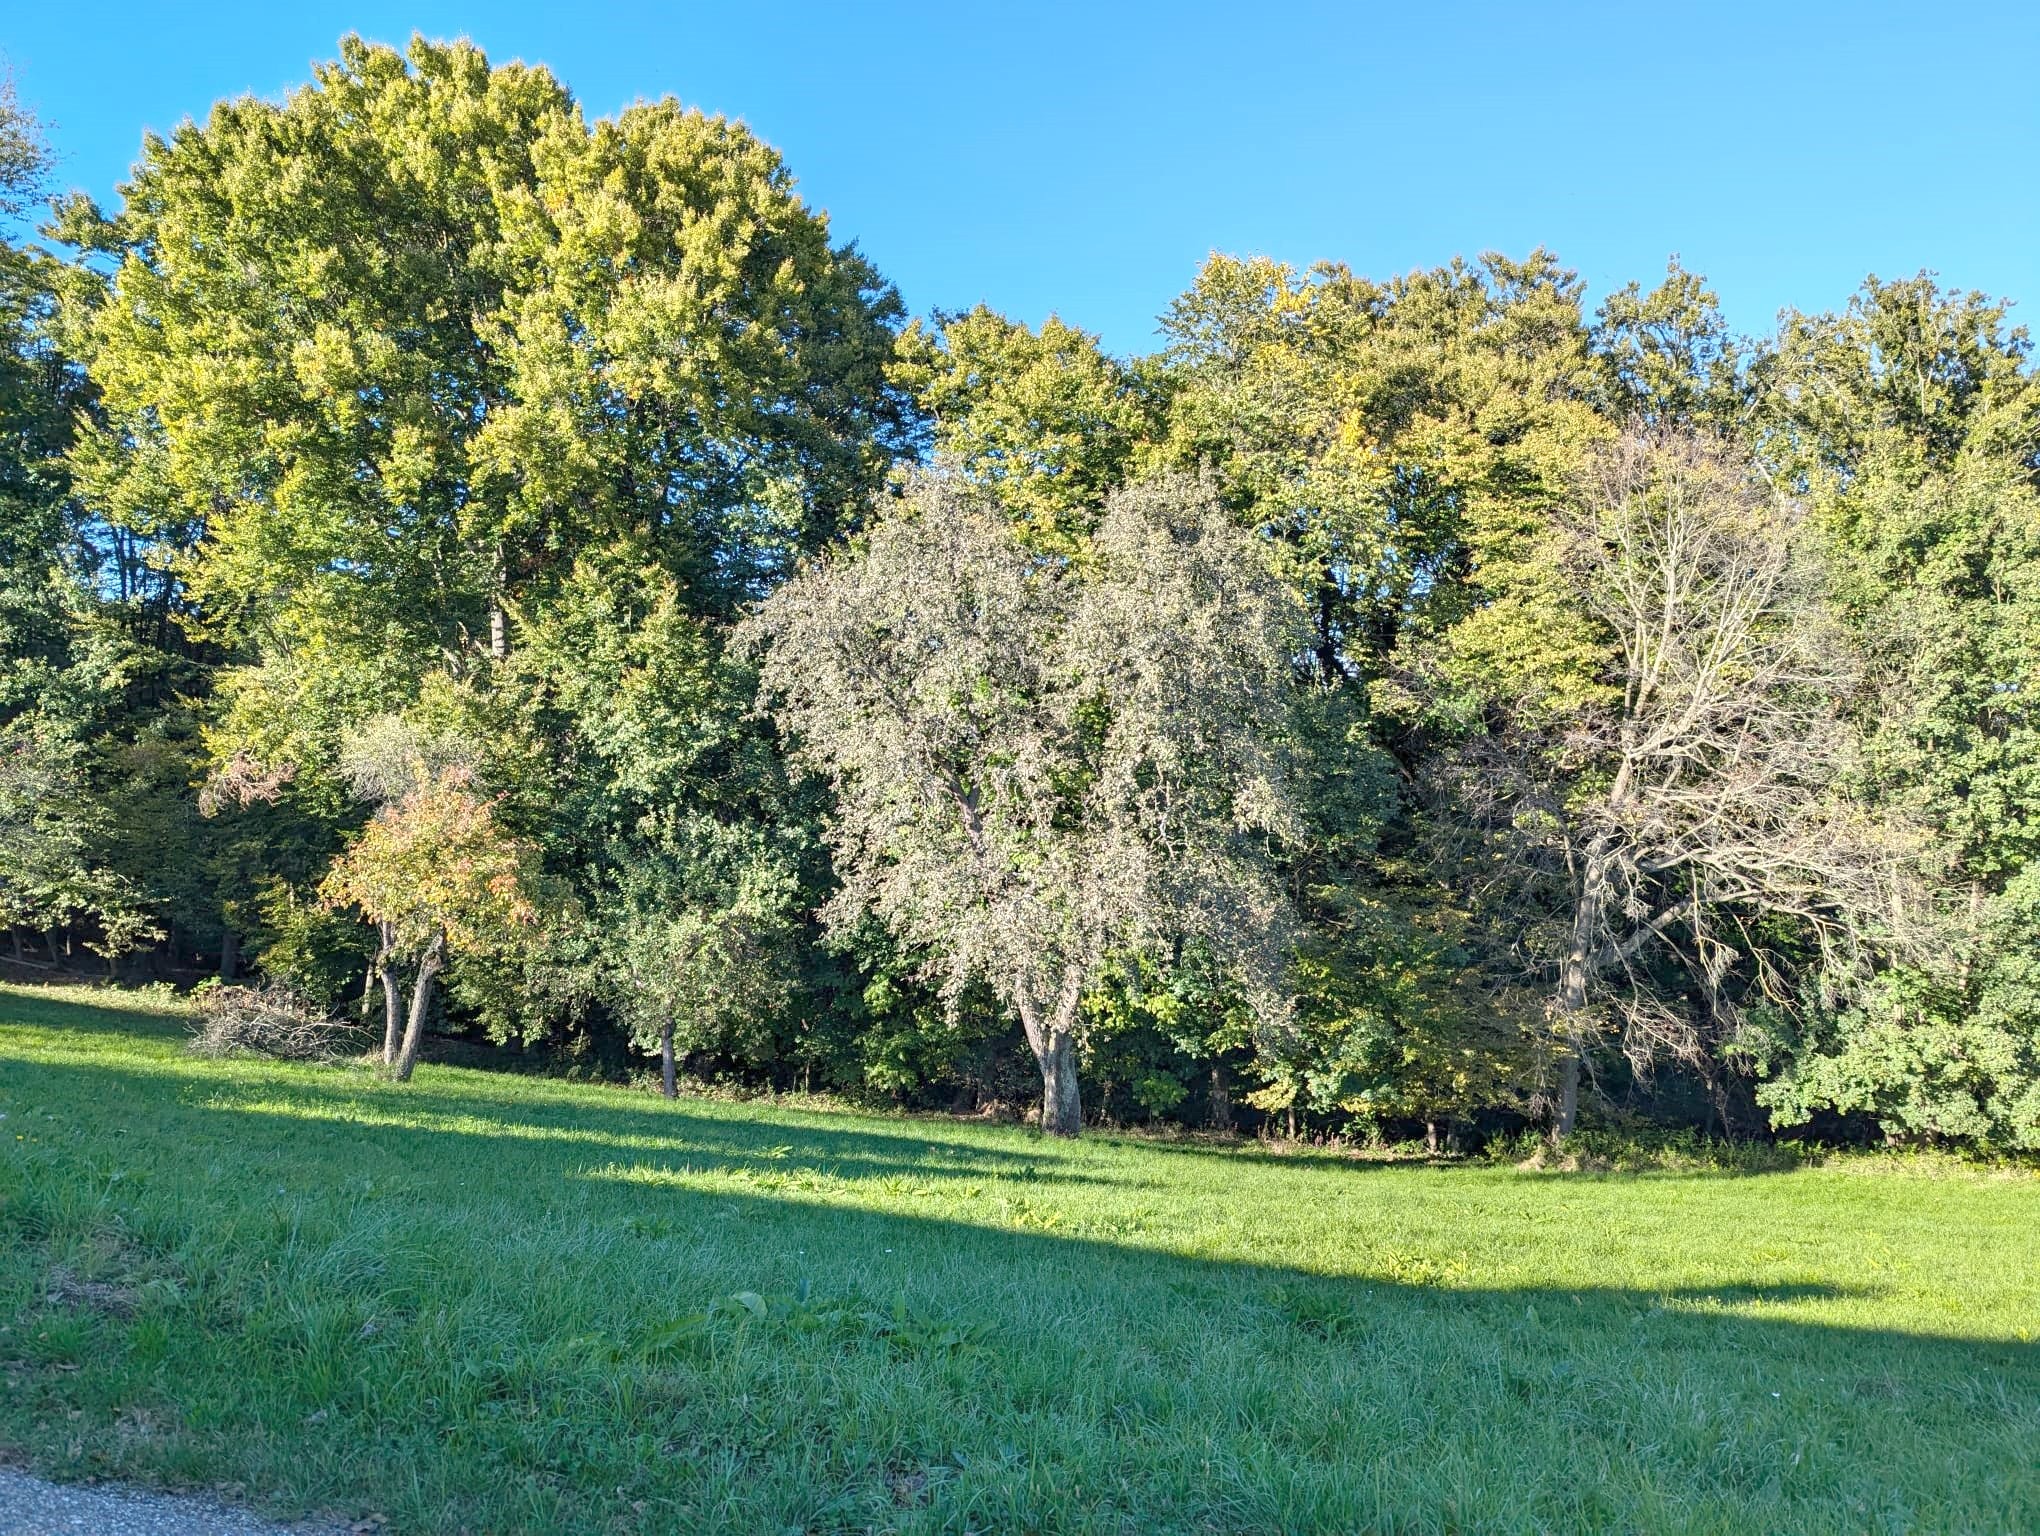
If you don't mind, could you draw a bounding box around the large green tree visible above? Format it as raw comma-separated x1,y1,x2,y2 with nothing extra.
63,36,917,1043
1152,251,1609,1128
1742,278,2040,1147
898,306,1163,553
68,33,915,797
0,71,171,968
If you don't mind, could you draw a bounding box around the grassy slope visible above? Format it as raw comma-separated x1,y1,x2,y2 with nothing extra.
1,982,2035,1536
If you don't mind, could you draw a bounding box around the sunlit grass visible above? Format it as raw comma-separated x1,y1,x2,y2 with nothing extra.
2,980,2035,1534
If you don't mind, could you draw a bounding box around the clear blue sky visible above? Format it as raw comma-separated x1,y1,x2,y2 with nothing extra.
6,1,2036,356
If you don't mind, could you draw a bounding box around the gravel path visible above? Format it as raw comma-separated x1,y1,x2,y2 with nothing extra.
0,1468,339,1535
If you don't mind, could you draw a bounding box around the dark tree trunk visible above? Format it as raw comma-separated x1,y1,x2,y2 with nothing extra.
1314,580,1343,683
8,930,19,962
1039,1031,1081,1137
391,935,445,1083
1551,843,1608,1141
1709,1069,1735,1143
660,1019,677,1100
1208,1062,1233,1133
219,929,239,982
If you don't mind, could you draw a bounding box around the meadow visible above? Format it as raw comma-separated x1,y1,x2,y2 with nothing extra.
1,981,2035,1535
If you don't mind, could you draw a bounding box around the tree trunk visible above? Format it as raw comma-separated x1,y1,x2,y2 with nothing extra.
372,924,402,1064
379,965,403,1066
1426,1120,1440,1155
8,930,19,962
1551,844,1608,1141
660,1019,677,1100
489,545,509,661
1039,1030,1081,1137
1209,1062,1233,1133
1555,1053,1581,1140
391,935,445,1083
219,929,239,982
1012,965,1086,1138
1708,1068,1734,1143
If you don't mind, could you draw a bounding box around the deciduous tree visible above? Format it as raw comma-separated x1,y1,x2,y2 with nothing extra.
750,472,1300,1134
320,759,540,1080
1421,429,1925,1134
596,822,796,1098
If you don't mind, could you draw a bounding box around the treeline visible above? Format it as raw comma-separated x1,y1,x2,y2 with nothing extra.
3,38,2036,1148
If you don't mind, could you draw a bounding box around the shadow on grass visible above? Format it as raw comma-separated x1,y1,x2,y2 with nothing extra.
1,984,1812,1182
0,983,191,1038
6,1049,1130,1188
3,1050,2031,1344
3,1031,2038,1533
1082,1123,1819,1180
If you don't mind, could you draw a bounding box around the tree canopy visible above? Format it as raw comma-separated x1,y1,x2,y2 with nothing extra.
5,38,2036,1148
747,473,1298,1133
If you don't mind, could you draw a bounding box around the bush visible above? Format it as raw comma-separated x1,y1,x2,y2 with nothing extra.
189,983,368,1063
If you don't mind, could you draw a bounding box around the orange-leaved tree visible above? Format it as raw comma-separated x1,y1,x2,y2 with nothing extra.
320,765,540,1081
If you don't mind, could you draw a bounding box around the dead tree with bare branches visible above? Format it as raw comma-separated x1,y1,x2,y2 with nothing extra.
1420,430,1928,1136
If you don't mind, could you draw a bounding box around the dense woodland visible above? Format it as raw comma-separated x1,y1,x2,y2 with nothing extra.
4,38,2037,1149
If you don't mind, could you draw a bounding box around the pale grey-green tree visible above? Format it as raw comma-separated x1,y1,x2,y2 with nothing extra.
749,471,1300,1135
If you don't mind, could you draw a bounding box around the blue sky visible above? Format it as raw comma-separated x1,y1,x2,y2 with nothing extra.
6,1,2036,356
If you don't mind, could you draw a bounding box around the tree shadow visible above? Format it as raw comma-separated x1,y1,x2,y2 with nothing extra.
0,984,1800,1182
1100,1126,1822,1180
4,982,1108,1176
4,1031,2038,1532
8,1049,1125,1188
0,983,190,1038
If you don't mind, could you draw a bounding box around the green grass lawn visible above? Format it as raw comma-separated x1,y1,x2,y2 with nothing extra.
1,982,2035,1535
